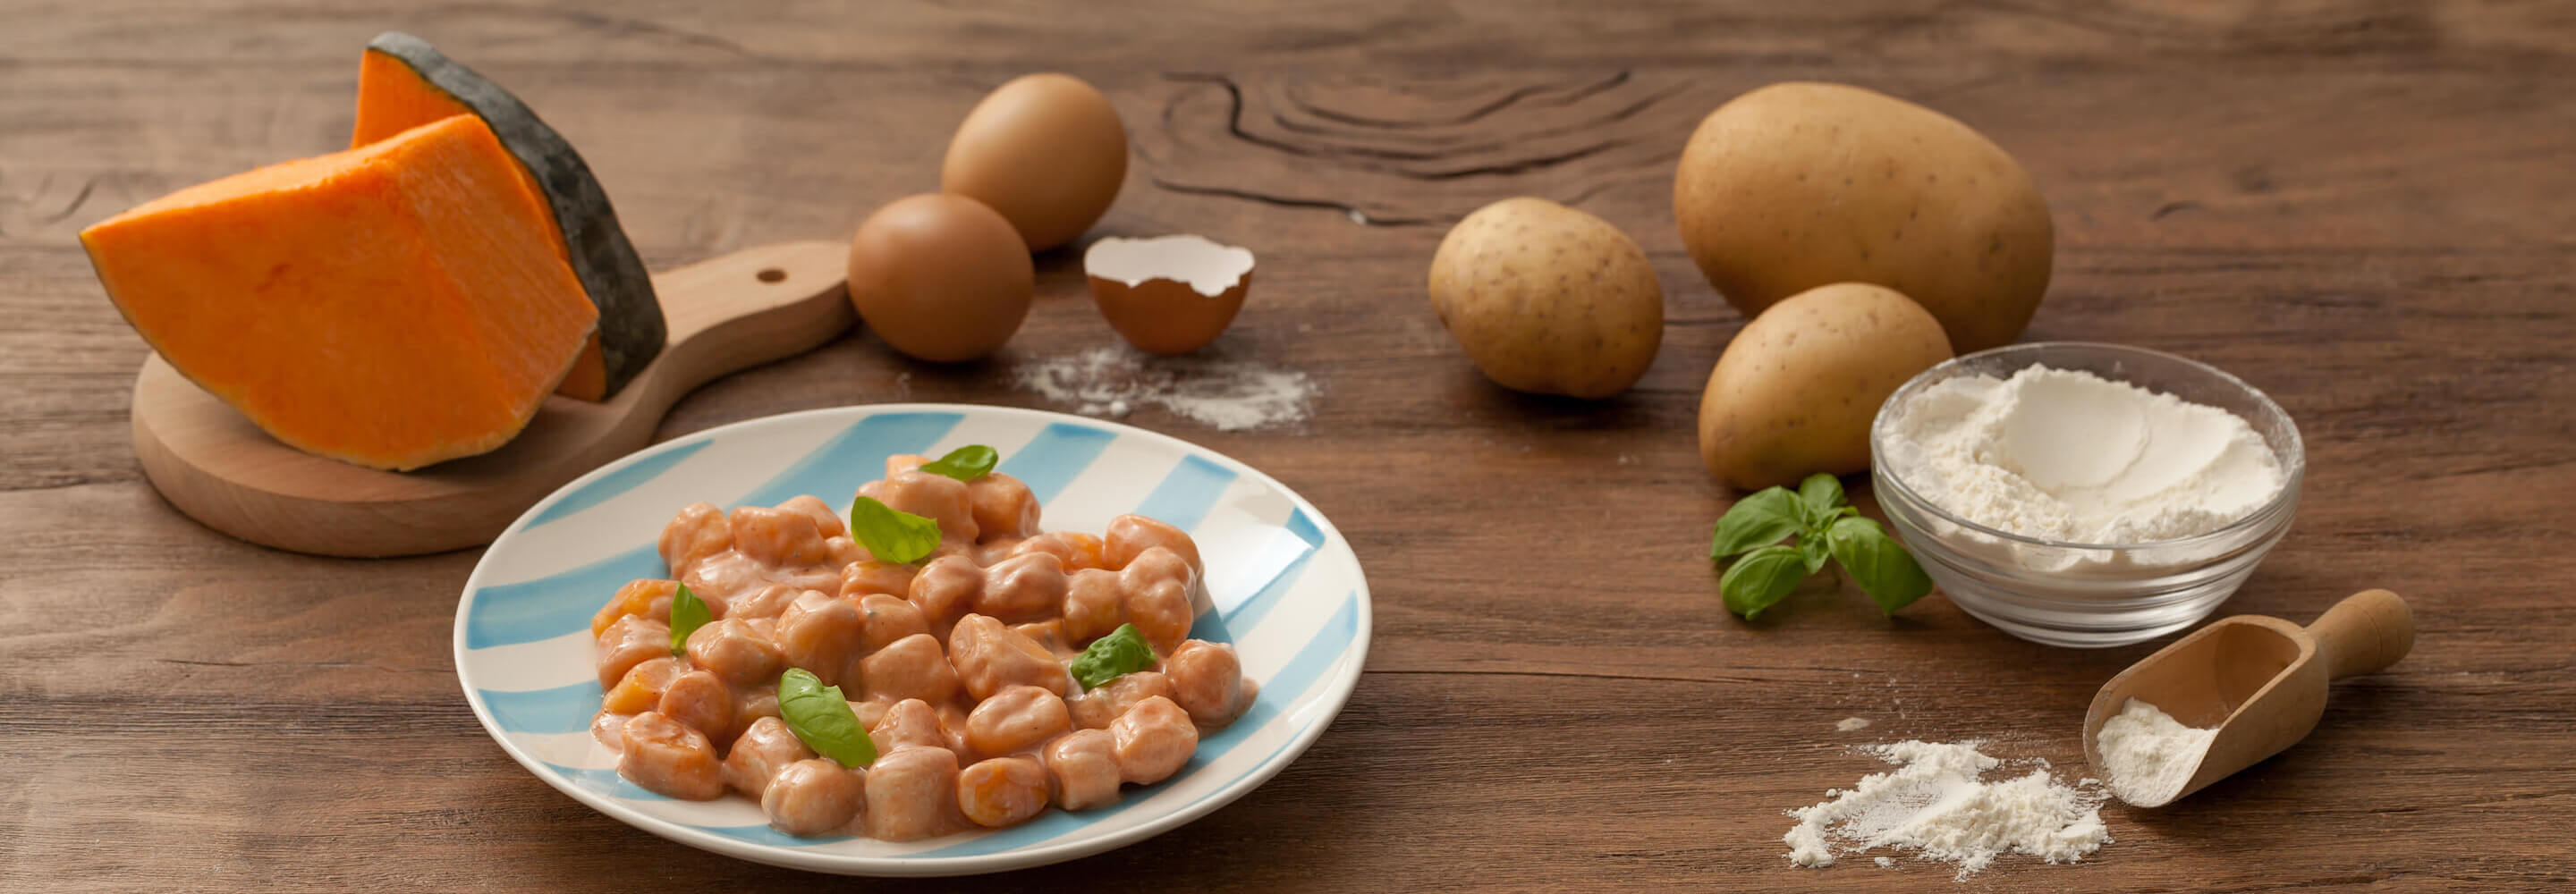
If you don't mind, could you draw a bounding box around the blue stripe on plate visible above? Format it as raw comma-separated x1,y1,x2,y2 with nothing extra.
522,440,711,529
483,679,603,735
1130,455,1236,532
547,763,673,802
1284,508,1325,549
698,823,853,847
463,544,664,649
730,412,962,510
1216,549,1317,636
999,423,1116,504
907,590,1360,859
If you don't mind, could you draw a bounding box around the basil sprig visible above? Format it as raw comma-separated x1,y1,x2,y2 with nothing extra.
918,444,999,482
1710,473,1933,619
668,583,710,655
778,668,877,769
848,495,940,564
1069,623,1157,690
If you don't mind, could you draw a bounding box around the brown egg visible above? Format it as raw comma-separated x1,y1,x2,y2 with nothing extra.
941,73,1128,251
845,194,1033,363
1083,235,1255,355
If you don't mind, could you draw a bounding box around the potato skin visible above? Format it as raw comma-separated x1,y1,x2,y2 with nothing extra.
1428,198,1665,399
1698,283,1952,490
1674,82,2052,353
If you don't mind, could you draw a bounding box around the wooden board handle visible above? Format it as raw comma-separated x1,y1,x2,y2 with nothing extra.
2306,588,2414,679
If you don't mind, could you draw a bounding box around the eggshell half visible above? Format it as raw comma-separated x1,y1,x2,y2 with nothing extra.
1083,235,1255,355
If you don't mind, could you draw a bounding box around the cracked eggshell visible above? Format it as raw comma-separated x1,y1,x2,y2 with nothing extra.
1084,235,1255,355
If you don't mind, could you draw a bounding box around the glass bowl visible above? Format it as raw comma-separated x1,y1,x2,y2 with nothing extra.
1868,342,2305,648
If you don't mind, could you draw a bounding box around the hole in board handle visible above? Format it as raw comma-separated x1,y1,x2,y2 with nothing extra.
756,267,787,283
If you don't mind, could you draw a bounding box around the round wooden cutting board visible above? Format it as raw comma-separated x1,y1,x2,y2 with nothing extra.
130,240,856,558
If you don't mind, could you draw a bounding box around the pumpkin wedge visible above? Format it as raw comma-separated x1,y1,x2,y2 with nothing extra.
80,115,598,471
353,30,665,401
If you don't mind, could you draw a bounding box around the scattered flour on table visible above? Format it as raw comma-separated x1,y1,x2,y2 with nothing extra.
1836,717,1872,732
2095,698,2217,805
1874,856,1896,869
1784,739,2111,881
1013,346,1316,431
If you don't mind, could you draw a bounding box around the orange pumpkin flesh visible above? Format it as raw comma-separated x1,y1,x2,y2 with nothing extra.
80,115,597,471
352,32,665,401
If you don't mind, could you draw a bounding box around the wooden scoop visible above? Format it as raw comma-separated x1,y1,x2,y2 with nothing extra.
130,240,855,558
2082,588,2413,807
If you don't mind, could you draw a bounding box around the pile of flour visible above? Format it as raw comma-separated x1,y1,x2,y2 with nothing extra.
2095,699,2218,805
1013,346,1316,431
1784,739,2111,880
1881,366,2284,544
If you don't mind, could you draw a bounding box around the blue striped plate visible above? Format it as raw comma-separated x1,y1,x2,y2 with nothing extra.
453,404,1372,875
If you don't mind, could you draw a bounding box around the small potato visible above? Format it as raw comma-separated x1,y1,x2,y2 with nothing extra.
1674,82,2053,352
1696,283,1953,489
1427,197,1664,399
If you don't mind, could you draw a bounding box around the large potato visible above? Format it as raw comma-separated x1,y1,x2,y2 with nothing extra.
1699,283,1952,489
1674,82,2052,352
1428,198,1664,399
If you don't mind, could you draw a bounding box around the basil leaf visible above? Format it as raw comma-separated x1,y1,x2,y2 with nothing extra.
778,668,877,768
919,445,999,482
1829,516,1935,615
1720,544,1809,620
1709,487,1804,559
1798,474,1846,527
1069,623,1157,690
668,583,709,656
848,495,941,564
1799,534,1831,574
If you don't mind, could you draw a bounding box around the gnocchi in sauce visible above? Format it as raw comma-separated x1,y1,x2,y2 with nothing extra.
589,453,1257,839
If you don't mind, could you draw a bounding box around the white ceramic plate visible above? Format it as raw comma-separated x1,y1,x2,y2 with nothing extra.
453,404,1372,875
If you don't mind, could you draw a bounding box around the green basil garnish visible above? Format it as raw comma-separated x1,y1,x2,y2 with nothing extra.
847,495,940,564
1070,623,1158,691
777,668,876,769
918,444,999,482
668,583,710,656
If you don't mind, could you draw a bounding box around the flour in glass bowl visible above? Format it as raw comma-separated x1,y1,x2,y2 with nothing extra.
1881,366,2284,544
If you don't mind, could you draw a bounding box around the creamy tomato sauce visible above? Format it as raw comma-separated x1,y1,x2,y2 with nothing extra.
588,453,1256,839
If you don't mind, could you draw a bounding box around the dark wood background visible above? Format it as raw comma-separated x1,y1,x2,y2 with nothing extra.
4,1,2572,890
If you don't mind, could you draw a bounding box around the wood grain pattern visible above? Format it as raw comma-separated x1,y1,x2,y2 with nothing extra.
3,1,2572,890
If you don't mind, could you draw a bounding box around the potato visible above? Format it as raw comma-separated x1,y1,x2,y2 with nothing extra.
1674,82,2052,352
1699,283,1952,489
1428,198,1664,399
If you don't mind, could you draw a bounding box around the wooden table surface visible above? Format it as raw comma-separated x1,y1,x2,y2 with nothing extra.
5,2,2572,890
